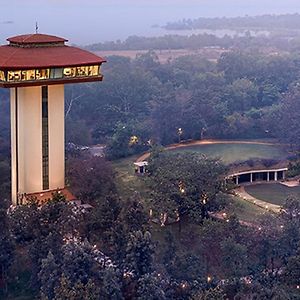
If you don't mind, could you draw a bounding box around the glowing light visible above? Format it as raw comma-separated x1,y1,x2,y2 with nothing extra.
129,135,139,146
179,181,185,194
181,282,187,289
207,276,212,283
258,227,262,231
297,285,300,289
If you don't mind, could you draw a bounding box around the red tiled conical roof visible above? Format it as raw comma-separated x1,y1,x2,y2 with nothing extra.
7,34,68,44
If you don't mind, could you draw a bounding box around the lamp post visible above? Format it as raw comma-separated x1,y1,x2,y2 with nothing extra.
178,127,183,143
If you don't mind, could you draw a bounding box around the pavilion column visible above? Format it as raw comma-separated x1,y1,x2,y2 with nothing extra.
275,171,278,181
267,172,270,182
235,176,239,185
283,171,286,180
250,173,253,183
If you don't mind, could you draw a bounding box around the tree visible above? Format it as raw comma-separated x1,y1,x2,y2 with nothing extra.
283,252,300,286
277,84,300,147
221,237,249,278
53,274,100,300
39,251,60,299
225,78,258,112
169,253,206,282
67,155,116,202
0,200,14,295
9,196,83,291
147,152,227,224
136,273,166,300
121,193,149,232
99,268,123,300
190,287,226,300
125,231,155,277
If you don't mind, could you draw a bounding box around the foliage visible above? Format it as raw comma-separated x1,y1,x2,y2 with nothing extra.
125,231,155,277
67,155,116,202
147,152,227,222
136,273,166,300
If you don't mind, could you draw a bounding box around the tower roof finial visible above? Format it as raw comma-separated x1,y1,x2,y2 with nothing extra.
35,22,39,34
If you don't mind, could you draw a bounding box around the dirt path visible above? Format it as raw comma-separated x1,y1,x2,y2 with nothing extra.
280,180,300,187
136,139,279,162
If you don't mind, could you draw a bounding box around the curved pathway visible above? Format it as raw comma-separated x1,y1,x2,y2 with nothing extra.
234,186,281,213
136,139,280,162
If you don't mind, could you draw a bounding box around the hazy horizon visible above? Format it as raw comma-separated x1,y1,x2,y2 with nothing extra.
2,0,300,45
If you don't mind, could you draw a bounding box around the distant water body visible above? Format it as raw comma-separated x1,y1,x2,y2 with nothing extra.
0,0,299,45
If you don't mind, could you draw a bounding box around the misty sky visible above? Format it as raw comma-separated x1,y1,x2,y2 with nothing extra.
1,0,300,45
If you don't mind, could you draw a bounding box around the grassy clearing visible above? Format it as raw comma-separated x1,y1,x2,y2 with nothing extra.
112,155,150,201
170,143,289,164
245,183,300,206
95,48,227,64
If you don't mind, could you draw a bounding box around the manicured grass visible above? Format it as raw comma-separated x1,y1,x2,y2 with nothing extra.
170,143,289,164
245,183,300,206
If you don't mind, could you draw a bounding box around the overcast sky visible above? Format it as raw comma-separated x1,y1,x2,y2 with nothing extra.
1,0,300,44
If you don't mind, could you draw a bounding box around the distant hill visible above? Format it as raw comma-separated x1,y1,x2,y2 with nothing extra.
163,13,300,31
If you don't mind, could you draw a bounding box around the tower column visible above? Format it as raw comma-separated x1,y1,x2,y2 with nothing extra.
48,85,65,190
10,85,65,205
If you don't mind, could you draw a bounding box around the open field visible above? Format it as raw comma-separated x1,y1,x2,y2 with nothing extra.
245,183,300,206
169,142,289,164
95,48,229,63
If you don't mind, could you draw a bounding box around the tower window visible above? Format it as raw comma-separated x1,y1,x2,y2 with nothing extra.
42,86,49,190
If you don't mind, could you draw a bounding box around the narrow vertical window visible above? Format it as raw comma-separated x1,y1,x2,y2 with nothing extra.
42,86,49,190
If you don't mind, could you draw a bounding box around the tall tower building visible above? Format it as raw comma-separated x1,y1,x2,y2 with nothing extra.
0,34,106,205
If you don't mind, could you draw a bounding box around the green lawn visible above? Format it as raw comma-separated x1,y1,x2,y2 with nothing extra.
170,143,289,164
245,183,300,205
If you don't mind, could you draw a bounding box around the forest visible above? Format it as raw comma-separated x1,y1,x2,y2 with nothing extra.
64,49,300,159
0,30,300,299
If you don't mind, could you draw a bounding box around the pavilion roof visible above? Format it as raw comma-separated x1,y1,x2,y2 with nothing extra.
0,33,106,70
